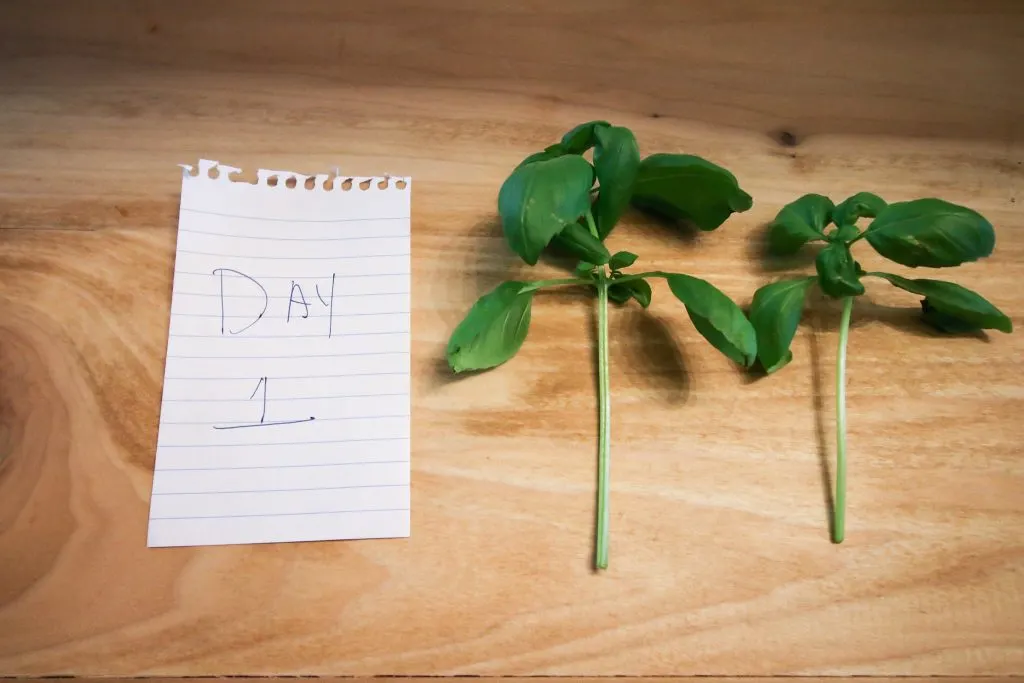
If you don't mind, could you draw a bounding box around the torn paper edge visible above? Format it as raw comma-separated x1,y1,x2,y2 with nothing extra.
178,159,411,192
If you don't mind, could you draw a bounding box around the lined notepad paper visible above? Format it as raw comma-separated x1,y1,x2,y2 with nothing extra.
148,160,411,547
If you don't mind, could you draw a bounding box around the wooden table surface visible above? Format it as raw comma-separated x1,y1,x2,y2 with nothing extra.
1,1,1022,679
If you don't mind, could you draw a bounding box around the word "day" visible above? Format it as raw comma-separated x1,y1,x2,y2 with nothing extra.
212,268,337,337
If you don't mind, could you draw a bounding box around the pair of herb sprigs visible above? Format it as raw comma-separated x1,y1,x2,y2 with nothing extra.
445,121,1013,569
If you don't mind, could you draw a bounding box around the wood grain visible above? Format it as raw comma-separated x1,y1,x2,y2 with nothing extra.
29,679,1022,683
1,0,1022,677
30,679,1021,683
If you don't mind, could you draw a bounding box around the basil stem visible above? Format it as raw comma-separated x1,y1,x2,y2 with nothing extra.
834,296,853,544
595,269,611,569
520,277,591,293
585,210,612,570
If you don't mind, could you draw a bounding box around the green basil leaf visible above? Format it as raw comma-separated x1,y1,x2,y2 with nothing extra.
550,221,611,265
560,120,611,154
864,198,995,268
608,251,638,270
592,125,640,238
498,155,595,265
516,143,567,168
869,272,1012,333
832,192,886,228
608,278,652,308
607,283,632,304
631,154,753,231
749,277,817,374
768,193,833,255
575,261,596,276
665,274,756,366
921,300,986,334
831,224,861,242
446,281,535,372
624,278,653,308
815,242,865,298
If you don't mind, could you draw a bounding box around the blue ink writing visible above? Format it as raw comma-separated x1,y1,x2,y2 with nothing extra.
287,281,311,322
212,376,315,430
213,268,268,335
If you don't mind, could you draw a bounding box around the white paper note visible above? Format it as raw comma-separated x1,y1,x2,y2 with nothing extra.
147,160,411,547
